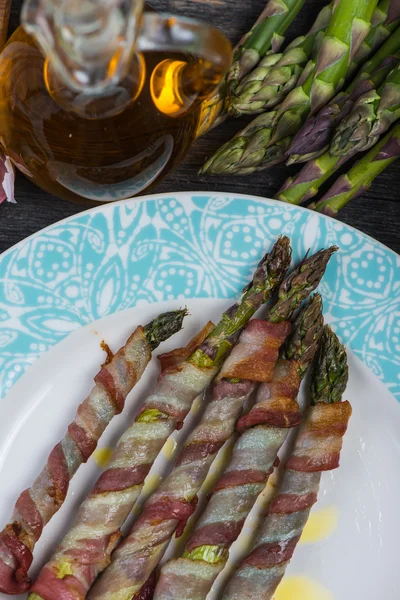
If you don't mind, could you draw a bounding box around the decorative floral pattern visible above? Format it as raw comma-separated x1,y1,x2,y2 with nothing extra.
1,193,399,400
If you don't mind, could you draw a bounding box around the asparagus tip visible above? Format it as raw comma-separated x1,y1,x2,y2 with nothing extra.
144,308,188,350
267,245,337,323
283,292,324,378
310,324,349,405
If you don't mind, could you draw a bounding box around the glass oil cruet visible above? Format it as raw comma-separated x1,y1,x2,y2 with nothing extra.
0,0,231,203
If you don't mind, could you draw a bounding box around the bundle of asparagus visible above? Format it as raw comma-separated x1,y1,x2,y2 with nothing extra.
198,0,400,216
277,30,400,204
201,0,379,175
28,239,292,600
86,251,334,600
0,309,188,595
228,3,332,117
221,325,351,600
230,0,400,118
153,294,325,600
197,0,307,137
311,121,400,215
286,24,400,165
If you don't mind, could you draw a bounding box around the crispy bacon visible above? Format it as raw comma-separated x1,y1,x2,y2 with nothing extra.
213,467,273,491
91,464,152,494
186,519,246,551
0,326,152,594
268,491,317,514
244,536,300,568
158,322,215,371
286,401,352,472
221,320,291,382
27,565,87,600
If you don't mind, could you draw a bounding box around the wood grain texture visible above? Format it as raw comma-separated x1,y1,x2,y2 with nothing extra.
0,0,11,51
0,0,399,254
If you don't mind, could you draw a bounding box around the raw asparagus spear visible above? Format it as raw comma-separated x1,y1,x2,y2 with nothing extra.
201,0,379,176
153,294,326,600
28,239,291,600
200,111,280,175
221,326,351,600
286,24,400,164
197,0,305,137
227,0,306,99
229,3,333,117
86,251,335,600
251,0,379,169
330,62,400,157
311,122,400,216
0,309,187,595
233,0,400,119
346,0,400,79
277,34,400,203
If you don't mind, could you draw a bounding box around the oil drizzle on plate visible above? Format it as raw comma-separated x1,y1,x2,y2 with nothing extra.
92,446,113,469
274,576,333,600
300,505,339,544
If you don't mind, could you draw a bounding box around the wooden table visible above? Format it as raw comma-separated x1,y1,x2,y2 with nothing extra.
1,0,399,254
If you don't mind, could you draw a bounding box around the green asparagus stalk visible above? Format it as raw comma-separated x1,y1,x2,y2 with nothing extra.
310,325,349,404
281,291,325,378
330,62,400,157
285,24,400,164
260,0,379,167
277,152,342,204
310,122,400,216
201,0,379,175
267,247,337,323
190,236,291,367
346,0,400,79
196,0,306,137
200,111,280,175
227,0,306,100
228,2,333,117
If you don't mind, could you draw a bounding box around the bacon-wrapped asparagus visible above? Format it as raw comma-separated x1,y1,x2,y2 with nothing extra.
87,318,289,600
28,238,291,600
222,326,351,600
86,249,335,600
153,292,325,600
0,309,187,595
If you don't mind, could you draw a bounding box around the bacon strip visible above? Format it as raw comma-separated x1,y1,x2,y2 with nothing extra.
158,322,215,371
0,326,152,595
221,401,352,600
85,320,290,600
154,359,301,600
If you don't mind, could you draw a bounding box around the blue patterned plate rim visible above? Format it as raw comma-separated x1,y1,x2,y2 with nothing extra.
1,191,399,401
1,192,399,262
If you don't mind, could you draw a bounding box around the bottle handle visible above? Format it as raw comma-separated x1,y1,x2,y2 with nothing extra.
138,13,232,117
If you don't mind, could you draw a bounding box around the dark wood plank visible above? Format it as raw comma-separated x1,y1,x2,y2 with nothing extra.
1,0,399,254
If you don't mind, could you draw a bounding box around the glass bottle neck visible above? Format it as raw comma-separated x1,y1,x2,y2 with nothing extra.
22,0,143,93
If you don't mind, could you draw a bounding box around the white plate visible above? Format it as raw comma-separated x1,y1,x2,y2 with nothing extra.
1,192,399,599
